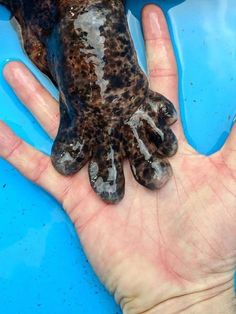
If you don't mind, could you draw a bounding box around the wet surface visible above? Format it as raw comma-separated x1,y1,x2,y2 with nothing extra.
0,0,236,312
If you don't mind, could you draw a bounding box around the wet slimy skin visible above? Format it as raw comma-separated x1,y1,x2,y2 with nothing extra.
0,0,178,203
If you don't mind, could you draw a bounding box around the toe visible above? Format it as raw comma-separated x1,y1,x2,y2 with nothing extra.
148,125,178,157
126,127,173,190
51,130,90,175
88,144,125,204
131,157,172,190
148,90,178,125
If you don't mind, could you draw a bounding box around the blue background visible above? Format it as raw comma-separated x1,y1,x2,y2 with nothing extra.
0,0,235,313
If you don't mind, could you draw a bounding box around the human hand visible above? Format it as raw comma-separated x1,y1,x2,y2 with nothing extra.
0,5,235,314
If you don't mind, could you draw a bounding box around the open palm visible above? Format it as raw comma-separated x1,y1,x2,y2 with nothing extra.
0,5,235,314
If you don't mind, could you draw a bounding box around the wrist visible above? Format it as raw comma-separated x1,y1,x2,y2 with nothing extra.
141,279,235,314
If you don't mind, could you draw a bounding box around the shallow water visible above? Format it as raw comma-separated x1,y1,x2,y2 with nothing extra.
0,1,235,313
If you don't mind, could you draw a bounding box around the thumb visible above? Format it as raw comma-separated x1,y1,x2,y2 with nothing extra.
220,122,236,174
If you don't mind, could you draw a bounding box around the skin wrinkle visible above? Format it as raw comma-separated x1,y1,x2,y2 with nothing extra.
60,181,76,209
156,167,231,279
124,175,144,223
47,112,60,138
191,219,225,262
172,284,234,314
155,194,192,284
218,175,236,199
208,155,236,201
54,177,71,200
74,203,108,233
187,187,234,266
172,171,182,206
208,177,235,222
30,155,51,184
169,172,183,200
121,214,139,249
140,209,158,246
0,121,22,158
123,192,134,234
149,72,177,79
155,193,168,277
99,225,141,297
64,183,94,219
139,278,234,314
0,0,178,203
182,174,226,261
221,153,236,179
2,137,23,160
187,238,214,263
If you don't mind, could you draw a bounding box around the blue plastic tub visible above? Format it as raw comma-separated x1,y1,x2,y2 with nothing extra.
0,1,235,313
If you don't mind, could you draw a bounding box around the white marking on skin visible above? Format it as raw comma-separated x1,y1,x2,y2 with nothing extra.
151,161,171,187
69,6,75,17
133,109,164,140
127,111,164,161
90,161,99,179
56,152,76,173
150,99,177,124
95,177,117,195
59,152,75,163
72,140,84,151
151,161,163,180
92,148,118,195
127,118,152,161
149,100,161,113
107,148,117,181
74,9,109,98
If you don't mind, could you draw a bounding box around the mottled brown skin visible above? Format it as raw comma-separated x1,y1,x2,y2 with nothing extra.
0,0,178,203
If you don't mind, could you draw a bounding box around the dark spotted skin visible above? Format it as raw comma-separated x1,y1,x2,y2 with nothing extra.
0,0,178,203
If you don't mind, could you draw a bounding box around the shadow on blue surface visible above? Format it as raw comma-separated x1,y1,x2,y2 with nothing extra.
0,1,235,313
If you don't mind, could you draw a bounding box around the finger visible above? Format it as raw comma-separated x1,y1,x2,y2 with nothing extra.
142,5,178,107
3,61,59,138
0,121,70,203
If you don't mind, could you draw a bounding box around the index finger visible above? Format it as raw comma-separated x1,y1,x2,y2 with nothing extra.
3,61,60,138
